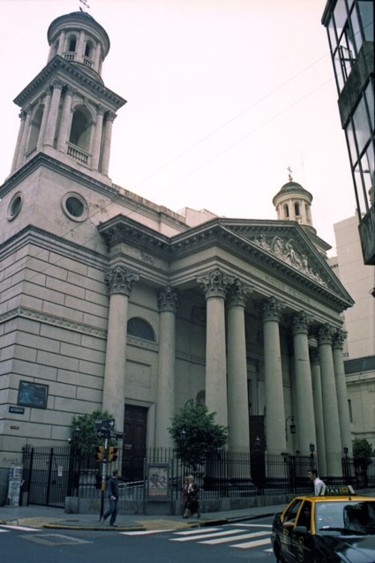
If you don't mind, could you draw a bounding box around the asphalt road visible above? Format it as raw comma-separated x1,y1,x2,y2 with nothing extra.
0,515,275,562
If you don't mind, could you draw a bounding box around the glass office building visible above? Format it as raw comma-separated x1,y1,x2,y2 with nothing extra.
322,0,374,264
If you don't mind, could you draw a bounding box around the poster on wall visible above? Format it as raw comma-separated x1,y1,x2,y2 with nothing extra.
146,463,170,500
18,381,48,409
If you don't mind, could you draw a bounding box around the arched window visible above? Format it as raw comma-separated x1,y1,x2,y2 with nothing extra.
294,202,300,216
127,318,155,342
283,203,289,218
85,41,92,58
68,36,77,52
69,106,92,151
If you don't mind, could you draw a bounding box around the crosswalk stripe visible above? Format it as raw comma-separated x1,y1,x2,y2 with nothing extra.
200,530,270,545
175,527,220,535
232,538,271,549
121,529,175,535
229,523,272,528
171,528,245,542
0,529,8,533
0,525,39,531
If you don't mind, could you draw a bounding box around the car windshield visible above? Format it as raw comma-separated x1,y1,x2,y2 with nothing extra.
315,501,375,534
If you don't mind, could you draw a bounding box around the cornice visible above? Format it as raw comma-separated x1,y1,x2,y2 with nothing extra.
0,306,107,338
97,215,353,310
0,224,108,271
13,56,126,110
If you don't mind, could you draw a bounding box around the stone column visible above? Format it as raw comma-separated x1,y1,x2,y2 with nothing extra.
56,30,66,56
197,268,233,427
262,297,287,455
94,42,101,72
310,349,327,477
56,86,73,153
100,111,116,175
91,106,105,170
102,266,139,433
333,329,352,456
292,312,317,457
11,110,27,172
318,324,343,477
155,286,178,449
15,106,33,169
227,279,251,452
44,80,63,147
37,90,52,150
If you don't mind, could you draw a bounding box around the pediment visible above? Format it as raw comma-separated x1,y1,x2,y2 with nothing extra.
222,222,352,302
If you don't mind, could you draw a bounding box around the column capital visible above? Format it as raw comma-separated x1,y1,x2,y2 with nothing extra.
64,85,75,96
292,311,312,335
97,105,106,116
317,324,334,345
227,278,253,307
262,297,283,322
105,110,117,122
50,78,64,91
158,286,179,313
105,266,139,296
197,268,233,299
332,329,347,350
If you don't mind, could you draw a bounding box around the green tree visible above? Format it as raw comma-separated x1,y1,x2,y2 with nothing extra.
168,402,228,470
353,438,373,468
70,409,117,456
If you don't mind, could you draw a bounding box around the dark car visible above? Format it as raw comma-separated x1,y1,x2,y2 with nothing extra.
271,486,375,562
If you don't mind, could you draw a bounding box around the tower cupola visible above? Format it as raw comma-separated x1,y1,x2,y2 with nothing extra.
9,11,125,182
47,11,110,79
273,169,314,232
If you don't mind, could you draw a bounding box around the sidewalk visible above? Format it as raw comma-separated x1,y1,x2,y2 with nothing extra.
0,503,282,531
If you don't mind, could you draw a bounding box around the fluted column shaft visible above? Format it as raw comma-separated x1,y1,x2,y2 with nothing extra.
56,86,73,152
318,325,342,477
155,287,178,449
333,330,352,456
227,280,251,452
11,110,27,172
44,80,63,147
16,107,32,169
198,269,232,427
91,106,105,170
101,112,115,175
262,298,287,455
310,350,327,476
292,313,317,457
102,266,139,433
37,90,52,150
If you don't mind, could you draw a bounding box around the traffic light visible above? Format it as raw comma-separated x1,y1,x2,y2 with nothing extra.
108,447,118,462
95,445,105,462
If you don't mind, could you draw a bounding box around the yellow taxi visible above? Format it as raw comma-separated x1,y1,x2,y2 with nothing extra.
271,486,375,562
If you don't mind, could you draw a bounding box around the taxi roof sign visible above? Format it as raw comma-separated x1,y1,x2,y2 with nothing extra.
320,485,355,496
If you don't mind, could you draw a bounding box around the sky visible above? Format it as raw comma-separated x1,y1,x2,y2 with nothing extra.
0,0,357,255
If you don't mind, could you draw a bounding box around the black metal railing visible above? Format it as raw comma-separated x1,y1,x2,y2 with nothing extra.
22,445,375,507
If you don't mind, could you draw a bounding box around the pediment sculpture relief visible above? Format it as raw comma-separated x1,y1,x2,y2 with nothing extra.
254,234,327,287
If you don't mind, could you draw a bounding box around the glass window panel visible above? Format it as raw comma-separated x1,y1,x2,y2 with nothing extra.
358,1,374,41
352,98,371,153
354,160,368,216
334,0,348,38
365,82,374,129
346,121,358,166
334,53,345,91
350,5,363,53
328,16,338,51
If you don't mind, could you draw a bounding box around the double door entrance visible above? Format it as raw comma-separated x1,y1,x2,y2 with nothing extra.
122,404,148,482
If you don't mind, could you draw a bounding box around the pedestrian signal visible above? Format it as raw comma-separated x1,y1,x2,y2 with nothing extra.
95,445,105,461
108,447,118,462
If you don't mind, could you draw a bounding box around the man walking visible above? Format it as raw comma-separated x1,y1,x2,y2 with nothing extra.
308,469,325,495
102,469,120,526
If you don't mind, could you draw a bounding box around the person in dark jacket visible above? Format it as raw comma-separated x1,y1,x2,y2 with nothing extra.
101,469,120,526
182,475,200,518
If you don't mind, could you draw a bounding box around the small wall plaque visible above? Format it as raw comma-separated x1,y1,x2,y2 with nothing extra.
9,406,25,414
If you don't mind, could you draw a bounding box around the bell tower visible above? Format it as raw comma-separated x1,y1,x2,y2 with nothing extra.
10,11,125,181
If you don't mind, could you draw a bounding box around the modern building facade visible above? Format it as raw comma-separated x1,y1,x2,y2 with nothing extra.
322,0,375,265
0,11,354,504
330,214,375,448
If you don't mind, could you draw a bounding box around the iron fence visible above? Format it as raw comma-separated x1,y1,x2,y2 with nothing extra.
21,445,375,508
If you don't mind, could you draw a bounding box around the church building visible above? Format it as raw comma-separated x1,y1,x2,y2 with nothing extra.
0,11,354,503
